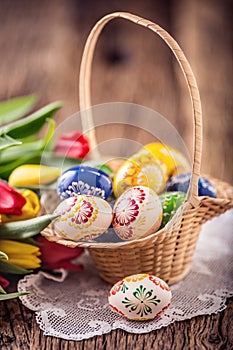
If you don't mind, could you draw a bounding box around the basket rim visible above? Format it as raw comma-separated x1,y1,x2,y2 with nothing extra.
41,176,233,249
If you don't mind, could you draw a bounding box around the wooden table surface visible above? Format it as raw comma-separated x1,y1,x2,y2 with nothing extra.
0,0,232,349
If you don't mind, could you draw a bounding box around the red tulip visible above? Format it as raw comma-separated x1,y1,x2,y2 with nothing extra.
0,275,9,289
0,180,26,215
36,236,84,271
54,131,89,159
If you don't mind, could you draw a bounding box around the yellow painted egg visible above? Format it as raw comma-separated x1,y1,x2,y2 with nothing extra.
113,149,166,198
53,194,112,241
143,142,191,177
108,273,172,320
112,186,162,241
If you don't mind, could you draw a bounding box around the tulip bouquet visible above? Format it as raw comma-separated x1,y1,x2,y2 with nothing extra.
0,95,86,300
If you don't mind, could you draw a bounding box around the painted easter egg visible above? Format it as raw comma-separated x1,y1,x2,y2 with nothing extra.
159,191,186,228
57,165,112,200
112,186,162,241
113,149,166,198
53,194,113,241
143,142,191,177
108,273,172,321
81,160,114,178
166,173,217,198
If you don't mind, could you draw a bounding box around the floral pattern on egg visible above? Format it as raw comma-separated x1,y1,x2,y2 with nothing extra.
149,275,171,291
114,197,139,226
122,284,161,319
53,194,112,241
112,186,162,241
57,165,112,200
71,199,94,224
108,274,172,320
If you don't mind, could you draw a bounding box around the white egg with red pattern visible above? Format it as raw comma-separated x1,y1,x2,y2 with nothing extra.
112,186,162,240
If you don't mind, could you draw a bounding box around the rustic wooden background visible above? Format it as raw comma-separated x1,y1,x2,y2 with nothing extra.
0,0,232,182
0,0,232,349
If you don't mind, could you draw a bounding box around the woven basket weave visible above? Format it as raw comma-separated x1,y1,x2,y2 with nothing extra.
42,12,233,285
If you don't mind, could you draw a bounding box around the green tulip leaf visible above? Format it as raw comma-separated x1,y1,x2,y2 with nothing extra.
0,118,56,179
0,95,37,126
0,260,32,274
0,134,22,151
0,286,7,294
40,117,56,151
0,214,59,239
0,139,43,164
0,118,54,165
0,151,42,179
0,291,30,301
0,101,62,139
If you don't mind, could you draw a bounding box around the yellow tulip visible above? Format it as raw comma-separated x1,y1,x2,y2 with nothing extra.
8,164,61,186
0,189,40,223
0,240,41,269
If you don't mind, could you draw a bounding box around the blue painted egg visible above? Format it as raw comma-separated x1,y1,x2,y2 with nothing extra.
166,173,217,198
57,165,112,200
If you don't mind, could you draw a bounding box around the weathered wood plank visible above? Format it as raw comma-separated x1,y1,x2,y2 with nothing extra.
1,297,232,349
173,0,233,183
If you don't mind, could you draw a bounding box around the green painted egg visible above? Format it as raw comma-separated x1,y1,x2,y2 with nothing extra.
159,191,186,228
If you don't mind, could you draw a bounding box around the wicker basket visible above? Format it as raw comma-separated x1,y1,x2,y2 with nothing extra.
42,12,233,285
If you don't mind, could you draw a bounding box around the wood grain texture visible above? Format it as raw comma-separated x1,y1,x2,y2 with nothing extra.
1,296,232,349
0,0,232,348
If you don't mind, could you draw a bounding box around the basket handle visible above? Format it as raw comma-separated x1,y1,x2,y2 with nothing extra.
79,12,202,208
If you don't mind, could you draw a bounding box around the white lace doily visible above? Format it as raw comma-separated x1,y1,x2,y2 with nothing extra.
18,210,233,341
